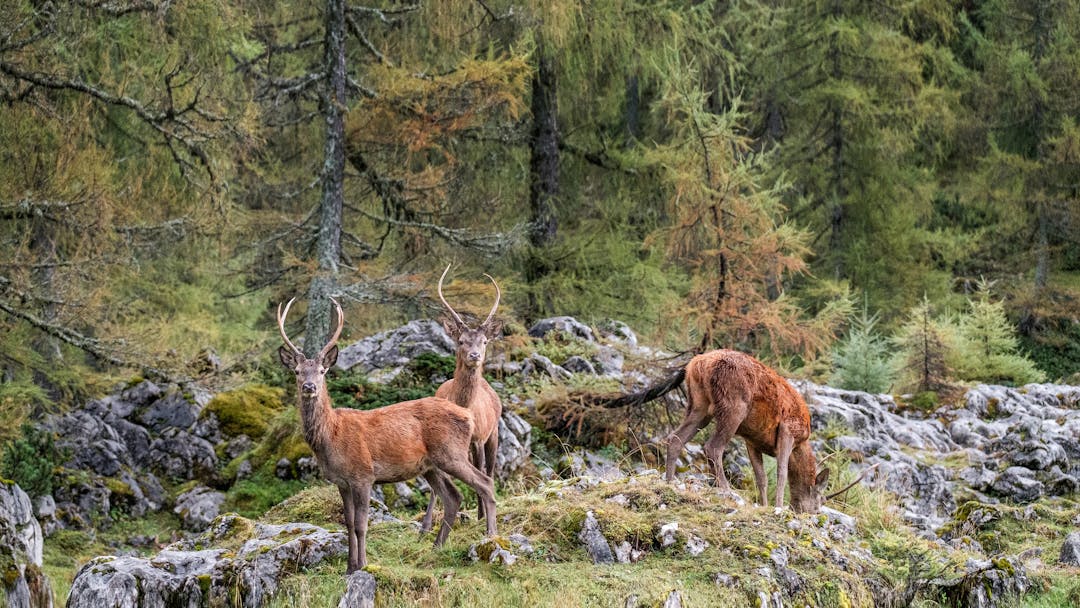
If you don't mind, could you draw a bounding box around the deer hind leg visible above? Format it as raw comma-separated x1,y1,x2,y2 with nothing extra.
442,459,497,537
665,381,711,481
471,440,487,522
746,443,768,506
774,423,795,508
420,488,438,534
339,485,358,573
703,404,745,493
427,471,463,547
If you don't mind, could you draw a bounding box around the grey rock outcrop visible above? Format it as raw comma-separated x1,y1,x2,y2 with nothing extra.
520,353,572,382
147,428,218,480
528,316,596,342
578,510,614,564
173,486,226,532
338,571,376,608
495,411,533,481
139,390,200,433
596,319,637,346
1060,532,1080,566
335,319,455,382
942,384,1080,502
67,515,347,608
0,482,52,608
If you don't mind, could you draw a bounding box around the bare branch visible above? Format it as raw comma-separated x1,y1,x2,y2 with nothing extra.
76,0,172,17
347,3,421,23
345,13,391,66
0,291,187,383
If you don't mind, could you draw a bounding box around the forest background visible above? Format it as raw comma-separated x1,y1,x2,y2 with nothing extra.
2,0,1079,431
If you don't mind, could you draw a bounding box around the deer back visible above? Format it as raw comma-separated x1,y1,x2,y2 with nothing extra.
334,397,475,483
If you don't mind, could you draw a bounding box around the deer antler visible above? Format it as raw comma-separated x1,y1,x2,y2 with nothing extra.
437,263,466,327
481,273,500,328
825,463,880,500
277,298,301,356
318,297,345,360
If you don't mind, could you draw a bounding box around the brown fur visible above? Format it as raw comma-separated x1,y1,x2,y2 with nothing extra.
665,349,830,513
278,300,497,573
421,266,504,531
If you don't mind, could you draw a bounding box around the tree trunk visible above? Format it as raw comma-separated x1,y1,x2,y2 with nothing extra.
305,0,348,357
525,35,559,319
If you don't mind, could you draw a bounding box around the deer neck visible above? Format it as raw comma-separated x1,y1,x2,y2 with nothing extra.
787,442,817,490
298,389,337,455
449,358,486,404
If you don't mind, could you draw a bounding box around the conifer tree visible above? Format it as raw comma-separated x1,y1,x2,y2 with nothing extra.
830,309,894,393
953,283,1046,384
893,297,954,393
956,0,1080,333
0,1,252,386
739,0,962,312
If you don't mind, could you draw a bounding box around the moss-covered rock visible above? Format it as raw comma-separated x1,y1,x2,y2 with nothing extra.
201,384,285,439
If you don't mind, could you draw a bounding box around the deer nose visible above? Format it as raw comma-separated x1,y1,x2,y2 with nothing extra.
468,352,481,362
301,381,317,393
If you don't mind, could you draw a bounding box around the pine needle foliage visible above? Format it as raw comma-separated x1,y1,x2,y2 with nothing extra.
893,296,955,394
830,308,895,394
952,282,1046,385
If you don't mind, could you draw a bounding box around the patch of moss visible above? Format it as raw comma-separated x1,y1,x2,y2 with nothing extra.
201,384,285,439
263,484,344,528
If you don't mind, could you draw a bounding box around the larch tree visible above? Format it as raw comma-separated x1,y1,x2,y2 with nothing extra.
0,0,252,397
957,0,1080,334
740,0,962,313
236,1,529,345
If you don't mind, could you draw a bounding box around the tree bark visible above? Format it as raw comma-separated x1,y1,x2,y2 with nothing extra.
525,34,559,319
305,0,348,357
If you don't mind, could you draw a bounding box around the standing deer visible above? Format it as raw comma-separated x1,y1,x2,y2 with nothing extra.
420,264,503,533
664,349,833,513
276,297,497,572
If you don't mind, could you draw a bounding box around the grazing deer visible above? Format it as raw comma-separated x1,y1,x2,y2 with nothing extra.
664,349,833,513
276,298,497,572
420,264,503,532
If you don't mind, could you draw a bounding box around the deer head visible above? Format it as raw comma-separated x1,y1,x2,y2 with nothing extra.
437,264,502,369
790,467,831,513
277,297,344,398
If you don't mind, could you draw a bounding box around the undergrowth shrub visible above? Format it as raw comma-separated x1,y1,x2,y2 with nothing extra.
1,422,65,497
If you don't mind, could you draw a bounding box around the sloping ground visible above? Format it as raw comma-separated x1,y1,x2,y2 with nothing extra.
61,470,1079,608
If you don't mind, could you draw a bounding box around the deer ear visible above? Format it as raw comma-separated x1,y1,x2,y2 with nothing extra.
815,468,831,488
442,319,462,339
278,345,299,369
483,319,503,339
321,344,339,369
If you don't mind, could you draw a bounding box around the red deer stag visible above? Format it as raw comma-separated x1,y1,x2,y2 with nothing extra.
277,298,497,572
420,264,503,533
664,349,833,513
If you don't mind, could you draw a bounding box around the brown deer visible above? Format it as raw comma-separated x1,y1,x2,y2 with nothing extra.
276,297,497,572
420,264,503,532
664,349,833,513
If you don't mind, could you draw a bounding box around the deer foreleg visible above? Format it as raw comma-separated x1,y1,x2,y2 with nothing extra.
353,483,372,570
339,485,358,573
775,423,795,508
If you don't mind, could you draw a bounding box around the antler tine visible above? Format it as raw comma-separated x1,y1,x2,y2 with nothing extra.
825,462,880,500
277,298,301,355
318,297,345,359
481,273,500,328
437,263,466,327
